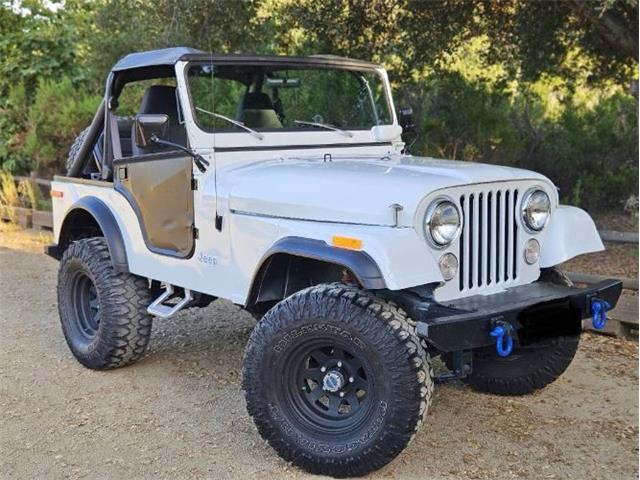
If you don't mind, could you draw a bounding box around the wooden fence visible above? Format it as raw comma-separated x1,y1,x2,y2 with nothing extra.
0,174,52,229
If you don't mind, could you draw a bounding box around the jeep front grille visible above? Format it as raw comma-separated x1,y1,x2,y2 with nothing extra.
458,188,519,292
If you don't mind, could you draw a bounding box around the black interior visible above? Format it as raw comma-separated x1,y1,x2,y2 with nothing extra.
130,85,187,155
241,92,274,110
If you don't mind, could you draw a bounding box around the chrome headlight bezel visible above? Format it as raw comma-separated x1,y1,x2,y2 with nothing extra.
424,197,462,248
521,188,551,233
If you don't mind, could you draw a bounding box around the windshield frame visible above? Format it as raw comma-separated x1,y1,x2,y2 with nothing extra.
183,60,395,137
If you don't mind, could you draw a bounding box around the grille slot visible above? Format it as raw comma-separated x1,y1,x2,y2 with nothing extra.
459,188,519,292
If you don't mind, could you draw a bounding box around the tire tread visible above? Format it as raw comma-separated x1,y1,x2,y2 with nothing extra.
242,282,434,477
58,237,152,369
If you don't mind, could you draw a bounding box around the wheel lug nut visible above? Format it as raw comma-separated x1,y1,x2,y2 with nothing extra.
339,391,345,397
320,366,326,373
349,376,354,383
337,361,342,367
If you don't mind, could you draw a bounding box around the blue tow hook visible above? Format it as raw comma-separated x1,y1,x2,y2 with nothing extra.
489,322,514,357
591,298,611,330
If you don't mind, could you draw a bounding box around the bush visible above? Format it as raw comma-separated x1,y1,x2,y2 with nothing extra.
23,77,101,176
18,178,50,211
398,72,638,212
0,83,32,173
0,171,50,218
515,90,638,211
0,171,20,222
400,72,520,163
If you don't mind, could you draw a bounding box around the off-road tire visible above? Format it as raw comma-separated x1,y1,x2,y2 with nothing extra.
465,267,579,396
464,335,580,396
242,283,433,478
57,237,153,370
66,127,91,176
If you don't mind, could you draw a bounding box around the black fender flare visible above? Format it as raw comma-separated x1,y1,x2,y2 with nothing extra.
58,196,129,272
247,236,386,307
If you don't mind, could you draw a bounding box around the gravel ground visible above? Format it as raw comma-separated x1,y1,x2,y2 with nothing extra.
563,242,638,279
0,227,638,480
567,212,639,278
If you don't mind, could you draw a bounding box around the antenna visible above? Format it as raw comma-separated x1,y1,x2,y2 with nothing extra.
208,46,222,231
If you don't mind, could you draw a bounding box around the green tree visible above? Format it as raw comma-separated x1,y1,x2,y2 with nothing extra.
0,1,82,97
68,0,272,89
273,0,638,82
479,0,638,82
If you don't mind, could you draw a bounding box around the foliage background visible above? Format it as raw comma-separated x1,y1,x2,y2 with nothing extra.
0,0,638,212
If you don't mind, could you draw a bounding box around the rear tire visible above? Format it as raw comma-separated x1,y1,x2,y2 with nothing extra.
242,283,433,477
465,267,579,396
464,335,580,395
57,238,153,369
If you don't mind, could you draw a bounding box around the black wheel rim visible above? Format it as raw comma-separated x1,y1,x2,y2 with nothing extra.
70,270,101,342
281,339,375,434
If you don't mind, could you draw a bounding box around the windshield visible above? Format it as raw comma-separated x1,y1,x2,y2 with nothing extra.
187,63,392,133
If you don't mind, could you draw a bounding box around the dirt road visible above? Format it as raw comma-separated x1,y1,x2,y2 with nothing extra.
1,238,638,479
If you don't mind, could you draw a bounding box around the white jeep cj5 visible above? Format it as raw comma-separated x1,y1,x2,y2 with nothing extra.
47,47,621,477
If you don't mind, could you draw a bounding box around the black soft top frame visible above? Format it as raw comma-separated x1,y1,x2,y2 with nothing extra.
73,48,383,180
112,47,381,73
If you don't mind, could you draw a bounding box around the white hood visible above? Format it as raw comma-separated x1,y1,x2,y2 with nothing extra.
226,155,554,227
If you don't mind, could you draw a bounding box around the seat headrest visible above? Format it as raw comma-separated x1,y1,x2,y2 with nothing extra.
242,92,274,110
139,85,179,122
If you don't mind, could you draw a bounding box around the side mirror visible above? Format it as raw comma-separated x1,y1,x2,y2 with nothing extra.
398,107,415,134
134,114,168,148
371,124,403,142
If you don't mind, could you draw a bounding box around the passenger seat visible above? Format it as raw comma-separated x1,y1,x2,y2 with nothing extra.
131,85,187,156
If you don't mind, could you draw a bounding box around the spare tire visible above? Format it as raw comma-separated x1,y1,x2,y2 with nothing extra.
66,127,103,177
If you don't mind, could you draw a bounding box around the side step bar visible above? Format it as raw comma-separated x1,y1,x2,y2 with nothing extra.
147,284,193,319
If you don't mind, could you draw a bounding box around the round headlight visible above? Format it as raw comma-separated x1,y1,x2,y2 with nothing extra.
425,200,462,247
521,189,550,232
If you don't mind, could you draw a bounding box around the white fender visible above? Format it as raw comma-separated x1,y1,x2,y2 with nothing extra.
273,218,443,291
540,205,604,268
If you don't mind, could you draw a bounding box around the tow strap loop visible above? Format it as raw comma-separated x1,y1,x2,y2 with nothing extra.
591,298,611,330
489,322,514,357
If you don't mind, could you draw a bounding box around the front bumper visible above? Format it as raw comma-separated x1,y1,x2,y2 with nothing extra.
394,279,622,352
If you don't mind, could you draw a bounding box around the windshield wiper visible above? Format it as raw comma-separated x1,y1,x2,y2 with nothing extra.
293,120,354,138
195,107,264,140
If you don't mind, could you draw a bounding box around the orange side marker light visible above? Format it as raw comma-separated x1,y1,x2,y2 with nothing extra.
331,235,363,251
51,190,64,198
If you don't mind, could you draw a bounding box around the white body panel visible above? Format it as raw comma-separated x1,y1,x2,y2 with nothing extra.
224,155,554,227
51,60,605,306
51,175,439,303
539,205,604,268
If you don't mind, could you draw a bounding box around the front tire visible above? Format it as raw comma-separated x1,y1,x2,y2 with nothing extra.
242,283,433,478
57,238,153,370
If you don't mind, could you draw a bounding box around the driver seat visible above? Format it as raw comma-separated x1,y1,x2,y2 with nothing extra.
237,92,282,129
131,85,188,156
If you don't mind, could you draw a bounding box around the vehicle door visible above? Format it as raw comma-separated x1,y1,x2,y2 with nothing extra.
110,80,196,258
